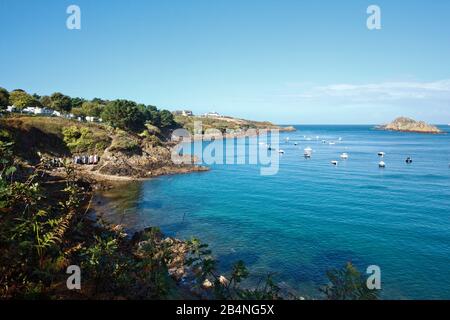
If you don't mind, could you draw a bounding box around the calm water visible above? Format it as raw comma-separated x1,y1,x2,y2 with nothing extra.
99,125,450,299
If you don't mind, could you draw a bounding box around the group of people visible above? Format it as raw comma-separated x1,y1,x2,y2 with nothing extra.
45,158,64,169
73,154,100,165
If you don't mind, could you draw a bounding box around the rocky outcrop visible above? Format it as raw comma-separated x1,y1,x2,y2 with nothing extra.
94,143,208,179
379,117,442,134
280,126,297,132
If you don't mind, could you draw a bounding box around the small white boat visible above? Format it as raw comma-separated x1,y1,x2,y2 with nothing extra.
278,149,285,154
379,161,386,168
338,137,342,141
294,142,298,146
329,142,336,145
331,160,338,166
340,153,349,159
304,147,312,158
378,152,385,157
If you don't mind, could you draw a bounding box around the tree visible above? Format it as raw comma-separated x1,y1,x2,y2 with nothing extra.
70,97,85,109
0,87,9,109
39,95,52,108
91,97,107,105
50,92,72,112
101,100,145,132
70,107,85,118
81,101,104,117
321,262,379,300
9,90,39,110
159,109,175,128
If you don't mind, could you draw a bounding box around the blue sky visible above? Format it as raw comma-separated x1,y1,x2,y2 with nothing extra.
1,0,449,124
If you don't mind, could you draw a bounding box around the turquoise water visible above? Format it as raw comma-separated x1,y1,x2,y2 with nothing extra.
106,125,450,299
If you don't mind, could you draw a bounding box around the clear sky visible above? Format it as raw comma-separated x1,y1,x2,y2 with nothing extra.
1,0,449,124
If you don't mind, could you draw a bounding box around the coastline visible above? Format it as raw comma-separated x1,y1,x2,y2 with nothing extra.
76,164,209,186
178,126,297,142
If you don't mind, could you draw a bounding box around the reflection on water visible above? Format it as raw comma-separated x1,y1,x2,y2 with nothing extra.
91,181,146,232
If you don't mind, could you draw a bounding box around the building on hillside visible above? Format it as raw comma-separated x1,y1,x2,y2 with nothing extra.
6,106,16,112
204,111,221,118
22,106,54,116
34,107,54,115
173,110,194,116
85,116,102,122
22,107,35,114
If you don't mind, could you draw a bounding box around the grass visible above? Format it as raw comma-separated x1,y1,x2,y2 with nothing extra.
0,115,112,160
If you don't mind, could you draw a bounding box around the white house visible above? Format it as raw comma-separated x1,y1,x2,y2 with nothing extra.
52,110,61,117
22,107,36,114
33,107,54,115
86,116,100,122
204,111,221,118
21,106,54,116
6,106,16,112
173,110,194,116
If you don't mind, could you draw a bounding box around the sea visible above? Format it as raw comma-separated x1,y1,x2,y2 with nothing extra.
97,125,450,299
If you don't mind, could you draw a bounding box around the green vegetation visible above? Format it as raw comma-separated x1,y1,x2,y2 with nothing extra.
320,262,379,300
49,92,72,112
2,88,176,135
174,115,281,135
108,129,141,153
9,90,40,110
0,133,180,298
101,100,145,132
0,117,112,161
0,87,9,108
39,95,52,108
101,100,175,132
62,126,111,154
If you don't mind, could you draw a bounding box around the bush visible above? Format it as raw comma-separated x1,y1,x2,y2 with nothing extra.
109,130,141,153
62,126,110,153
143,134,162,147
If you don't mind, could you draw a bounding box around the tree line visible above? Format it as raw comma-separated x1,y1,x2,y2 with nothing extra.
0,87,175,132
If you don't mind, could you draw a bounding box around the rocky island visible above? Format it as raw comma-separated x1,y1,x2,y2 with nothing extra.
378,117,442,134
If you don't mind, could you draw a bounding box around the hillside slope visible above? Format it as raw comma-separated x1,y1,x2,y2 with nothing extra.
0,115,206,179
174,115,296,134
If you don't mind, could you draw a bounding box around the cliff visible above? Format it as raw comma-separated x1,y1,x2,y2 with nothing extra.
0,115,207,181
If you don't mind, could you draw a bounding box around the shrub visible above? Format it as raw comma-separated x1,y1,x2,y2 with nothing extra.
109,130,141,153
62,126,110,153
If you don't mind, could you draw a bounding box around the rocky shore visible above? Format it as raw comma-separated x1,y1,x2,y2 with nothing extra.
378,117,442,134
